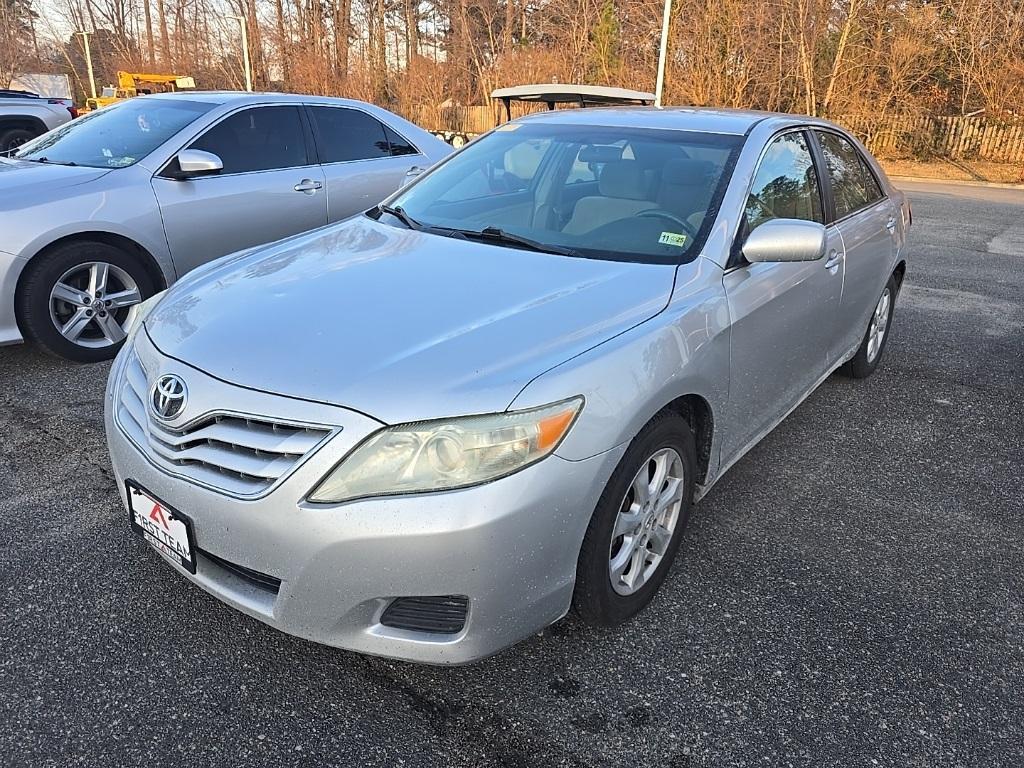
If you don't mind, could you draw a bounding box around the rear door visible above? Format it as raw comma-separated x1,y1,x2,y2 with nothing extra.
722,129,843,460
812,130,897,361
305,105,428,221
152,105,327,276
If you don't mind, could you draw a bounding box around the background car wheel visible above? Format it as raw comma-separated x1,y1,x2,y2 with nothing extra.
573,410,697,627
16,241,156,363
844,273,898,379
0,127,37,154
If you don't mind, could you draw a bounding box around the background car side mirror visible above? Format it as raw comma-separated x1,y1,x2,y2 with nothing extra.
172,149,223,180
742,219,827,263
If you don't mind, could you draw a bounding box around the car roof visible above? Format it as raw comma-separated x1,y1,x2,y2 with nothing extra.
514,106,835,136
141,91,377,109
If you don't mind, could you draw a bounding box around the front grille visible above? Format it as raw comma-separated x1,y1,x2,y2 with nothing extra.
199,548,282,594
380,596,469,634
116,351,332,497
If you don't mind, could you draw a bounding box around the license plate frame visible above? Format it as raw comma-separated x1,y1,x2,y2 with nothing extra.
125,481,197,574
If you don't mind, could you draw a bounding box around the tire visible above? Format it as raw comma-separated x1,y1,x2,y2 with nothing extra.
0,127,37,154
844,273,898,379
573,410,697,627
16,241,156,363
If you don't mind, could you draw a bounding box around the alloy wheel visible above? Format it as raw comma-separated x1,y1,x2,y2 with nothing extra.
608,447,686,596
48,261,143,349
866,287,891,363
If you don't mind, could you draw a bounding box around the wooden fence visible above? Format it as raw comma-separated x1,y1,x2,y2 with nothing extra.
810,114,1022,162
409,105,1024,164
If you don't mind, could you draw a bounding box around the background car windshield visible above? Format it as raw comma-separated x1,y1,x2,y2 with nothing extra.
15,98,214,168
388,122,742,263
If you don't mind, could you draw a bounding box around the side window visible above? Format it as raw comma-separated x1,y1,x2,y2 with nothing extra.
308,106,390,163
745,131,823,229
815,131,884,219
190,106,308,174
384,125,419,156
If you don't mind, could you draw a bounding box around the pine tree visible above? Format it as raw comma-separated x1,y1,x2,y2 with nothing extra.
588,0,620,83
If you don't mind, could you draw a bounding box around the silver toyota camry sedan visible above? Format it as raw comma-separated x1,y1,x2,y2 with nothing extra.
105,107,909,664
0,92,450,361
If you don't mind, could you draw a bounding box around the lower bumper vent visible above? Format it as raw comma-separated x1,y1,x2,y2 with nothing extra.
199,548,282,595
380,595,469,634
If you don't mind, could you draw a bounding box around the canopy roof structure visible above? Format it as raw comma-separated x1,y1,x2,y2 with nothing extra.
490,84,656,121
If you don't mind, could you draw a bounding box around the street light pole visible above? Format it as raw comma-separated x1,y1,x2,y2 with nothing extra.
226,15,253,92
75,30,97,100
654,0,672,107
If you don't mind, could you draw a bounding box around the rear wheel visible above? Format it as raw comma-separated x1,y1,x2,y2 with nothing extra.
0,127,36,154
573,411,696,626
844,273,898,379
16,241,154,362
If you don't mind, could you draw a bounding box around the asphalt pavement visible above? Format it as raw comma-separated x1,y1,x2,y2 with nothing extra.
1,180,1022,767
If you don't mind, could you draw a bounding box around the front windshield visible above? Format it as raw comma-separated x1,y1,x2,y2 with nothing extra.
14,98,214,168
385,122,743,264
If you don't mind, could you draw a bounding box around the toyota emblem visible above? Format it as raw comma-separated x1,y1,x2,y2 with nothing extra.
151,374,188,421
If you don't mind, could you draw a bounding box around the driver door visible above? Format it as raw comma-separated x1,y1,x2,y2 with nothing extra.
721,129,844,461
152,105,328,276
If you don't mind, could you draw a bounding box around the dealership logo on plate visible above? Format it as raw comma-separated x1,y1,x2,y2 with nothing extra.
151,374,188,421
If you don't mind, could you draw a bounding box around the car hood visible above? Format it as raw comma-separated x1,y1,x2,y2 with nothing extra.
0,157,111,200
146,217,676,424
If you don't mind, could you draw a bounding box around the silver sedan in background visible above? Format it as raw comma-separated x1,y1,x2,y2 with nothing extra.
105,107,909,664
0,92,451,361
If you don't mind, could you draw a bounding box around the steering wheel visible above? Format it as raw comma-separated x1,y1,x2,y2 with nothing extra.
636,209,699,240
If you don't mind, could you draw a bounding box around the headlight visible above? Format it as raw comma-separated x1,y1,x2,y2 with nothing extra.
308,397,584,503
123,289,166,342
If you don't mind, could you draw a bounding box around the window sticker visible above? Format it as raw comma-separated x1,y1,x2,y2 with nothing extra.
659,231,688,247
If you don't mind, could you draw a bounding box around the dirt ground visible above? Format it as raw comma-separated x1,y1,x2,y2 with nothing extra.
881,157,1024,184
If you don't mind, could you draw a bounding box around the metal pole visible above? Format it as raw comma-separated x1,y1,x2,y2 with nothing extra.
654,0,672,107
227,15,253,92
239,17,253,92
78,31,97,100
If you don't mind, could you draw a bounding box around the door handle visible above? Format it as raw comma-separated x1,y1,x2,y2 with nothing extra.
405,165,425,178
886,216,897,233
293,179,323,193
824,249,842,273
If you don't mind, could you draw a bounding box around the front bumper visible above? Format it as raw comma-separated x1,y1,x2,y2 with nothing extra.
104,336,623,664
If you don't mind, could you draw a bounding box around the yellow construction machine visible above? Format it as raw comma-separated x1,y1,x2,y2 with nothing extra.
86,71,196,110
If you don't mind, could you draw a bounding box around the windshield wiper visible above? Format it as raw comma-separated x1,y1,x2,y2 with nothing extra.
28,157,78,166
451,226,579,257
376,203,421,231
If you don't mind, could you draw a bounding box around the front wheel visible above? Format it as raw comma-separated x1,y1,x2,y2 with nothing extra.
844,274,898,379
573,411,696,627
16,241,155,363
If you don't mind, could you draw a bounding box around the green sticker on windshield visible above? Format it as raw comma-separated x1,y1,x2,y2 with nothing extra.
659,232,688,247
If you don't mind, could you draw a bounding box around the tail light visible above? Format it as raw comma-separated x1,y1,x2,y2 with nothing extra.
46,99,78,118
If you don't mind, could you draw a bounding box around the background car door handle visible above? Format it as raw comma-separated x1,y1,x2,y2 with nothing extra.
886,216,897,232
405,166,425,178
824,249,843,273
293,179,323,194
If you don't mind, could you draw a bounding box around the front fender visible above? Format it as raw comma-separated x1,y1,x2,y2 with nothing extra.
12,169,175,285
509,257,730,475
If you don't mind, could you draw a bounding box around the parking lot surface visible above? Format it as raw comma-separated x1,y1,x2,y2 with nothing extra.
1,180,1022,767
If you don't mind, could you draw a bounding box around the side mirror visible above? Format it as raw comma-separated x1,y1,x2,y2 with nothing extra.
742,218,827,263
173,149,223,180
